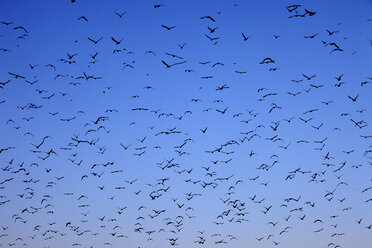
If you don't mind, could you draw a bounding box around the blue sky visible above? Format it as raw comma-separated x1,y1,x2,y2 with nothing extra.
0,0,372,247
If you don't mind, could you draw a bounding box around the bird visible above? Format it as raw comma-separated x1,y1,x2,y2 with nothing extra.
87,37,103,44
200,16,215,22
161,25,176,30
304,33,319,39
347,94,359,102
77,16,88,22
326,29,339,35
111,37,123,45
241,33,252,41
114,11,126,18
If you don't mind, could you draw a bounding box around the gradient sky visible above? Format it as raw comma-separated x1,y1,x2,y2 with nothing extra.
0,0,372,248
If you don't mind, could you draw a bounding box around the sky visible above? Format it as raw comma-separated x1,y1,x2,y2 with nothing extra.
0,0,372,247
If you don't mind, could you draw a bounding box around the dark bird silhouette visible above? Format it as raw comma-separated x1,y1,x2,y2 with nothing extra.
200,16,215,22
242,33,252,41
111,37,123,45
87,37,103,44
114,11,126,18
161,25,176,30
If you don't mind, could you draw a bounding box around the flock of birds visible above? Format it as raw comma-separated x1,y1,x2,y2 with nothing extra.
0,1,372,248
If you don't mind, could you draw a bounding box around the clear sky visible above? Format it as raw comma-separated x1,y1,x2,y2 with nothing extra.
0,0,372,247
